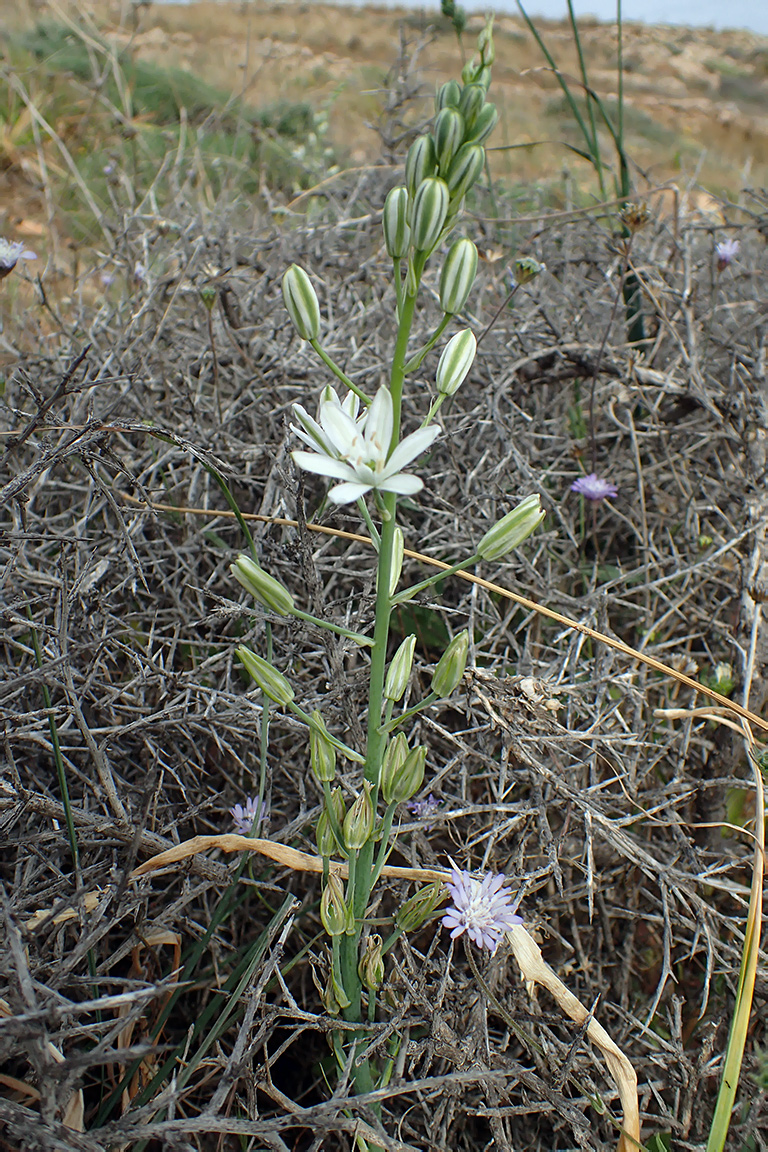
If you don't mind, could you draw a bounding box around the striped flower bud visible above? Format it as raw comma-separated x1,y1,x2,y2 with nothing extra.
320,873,352,936
476,494,545,561
384,634,416,703
236,646,294,706
382,186,411,258
405,134,437,199
431,630,469,697
476,66,492,91
461,57,479,86
358,933,385,991
395,882,444,932
458,83,485,131
231,555,294,616
390,525,404,597
436,330,476,397
478,20,495,66
343,782,374,851
445,143,485,201
310,710,336,783
382,743,426,805
435,79,461,113
381,733,408,800
513,256,545,286
439,238,478,314
282,264,320,341
465,102,498,145
411,177,449,253
434,107,465,173
316,787,345,857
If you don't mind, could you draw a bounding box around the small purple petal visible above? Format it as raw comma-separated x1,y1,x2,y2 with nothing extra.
229,796,265,835
715,238,739,270
441,860,523,955
0,238,37,278
570,473,618,502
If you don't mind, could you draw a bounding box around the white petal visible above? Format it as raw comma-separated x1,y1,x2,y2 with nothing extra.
291,405,334,454
328,480,371,503
364,387,394,452
386,424,440,473
291,451,357,481
319,403,359,456
379,473,424,495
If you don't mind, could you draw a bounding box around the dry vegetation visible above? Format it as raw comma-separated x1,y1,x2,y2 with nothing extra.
1,3,768,1151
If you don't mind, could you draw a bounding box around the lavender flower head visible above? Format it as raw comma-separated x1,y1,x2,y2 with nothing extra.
230,796,265,835
442,861,523,954
570,473,618,502
715,238,740,271
407,793,442,829
0,238,37,281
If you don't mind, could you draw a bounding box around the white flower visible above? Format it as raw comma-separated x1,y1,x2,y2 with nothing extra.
441,860,523,954
291,386,439,505
0,238,37,279
291,385,362,458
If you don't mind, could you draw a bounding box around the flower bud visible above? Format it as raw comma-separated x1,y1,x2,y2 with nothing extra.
445,143,485,201
478,19,495,66
465,102,498,145
320,873,352,937
435,79,461,113
231,554,295,615
381,733,408,803
390,525,404,597
458,83,485,131
405,134,437,199
513,256,545,286
320,968,344,1015
439,239,478,315
411,177,449,254
476,493,545,561
282,264,321,341
434,107,465,173
436,330,476,397
619,200,650,233
317,787,345,857
382,743,426,805
199,285,217,312
236,646,294,706
395,882,444,932
461,57,480,86
476,66,492,91
310,710,336,783
431,630,469,697
358,934,385,991
384,634,416,703
343,782,374,851
382,186,411,259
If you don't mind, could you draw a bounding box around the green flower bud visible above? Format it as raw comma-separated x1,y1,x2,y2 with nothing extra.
405,134,437,199
395,882,444,932
310,709,336,783
478,19,495,66
405,256,419,298
358,933,385,992
465,102,498,145
411,177,449,254
282,264,321,341
381,733,408,803
445,143,485,201
431,630,469,697
476,493,545,561
236,646,294,706
434,107,465,173
384,634,416,703
382,186,411,259
458,83,485,131
476,66,492,91
320,968,343,1015
439,239,478,315
199,285,217,312
435,79,461,113
382,743,426,805
317,787,345,857
436,329,476,397
320,873,352,937
231,554,295,616
390,525,404,597
513,256,545,286
343,781,374,851
461,57,479,86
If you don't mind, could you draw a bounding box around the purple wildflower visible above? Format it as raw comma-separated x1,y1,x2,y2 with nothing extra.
570,473,618,502
0,238,37,281
715,238,740,271
442,861,523,954
229,796,265,835
407,793,442,829
134,260,146,283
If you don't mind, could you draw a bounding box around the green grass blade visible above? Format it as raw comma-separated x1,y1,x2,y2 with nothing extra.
566,0,604,195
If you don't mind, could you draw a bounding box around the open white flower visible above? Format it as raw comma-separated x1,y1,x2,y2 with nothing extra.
290,385,362,458
292,385,439,504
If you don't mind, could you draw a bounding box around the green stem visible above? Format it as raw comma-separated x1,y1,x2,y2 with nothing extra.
292,607,373,647
403,313,452,374
381,692,438,734
310,339,372,404
393,552,481,605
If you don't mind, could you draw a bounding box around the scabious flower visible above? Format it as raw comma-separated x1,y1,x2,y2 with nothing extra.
715,238,740,271
407,793,442,829
442,861,523,954
0,239,37,281
229,796,265,835
291,385,439,505
570,473,618,502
